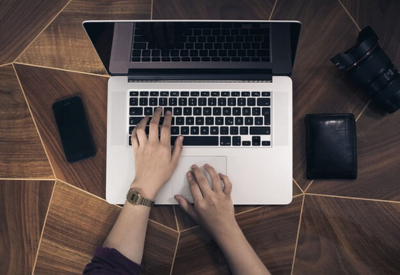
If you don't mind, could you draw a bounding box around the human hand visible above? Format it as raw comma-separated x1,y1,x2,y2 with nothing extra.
130,107,183,199
175,164,239,240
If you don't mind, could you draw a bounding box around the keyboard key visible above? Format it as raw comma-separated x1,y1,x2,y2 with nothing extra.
210,127,219,135
257,98,270,106
262,141,271,146
242,141,251,146
252,136,261,146
181,127,189,135
182,136,219,146
250,127,270,135
129,116,143,125
233,136,241,146
220,127,229,135
220,137,231,146
130,108,143,116
201,127,209,135
191,127,199,135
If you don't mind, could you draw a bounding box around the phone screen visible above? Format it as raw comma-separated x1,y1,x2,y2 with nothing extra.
52,96,96,162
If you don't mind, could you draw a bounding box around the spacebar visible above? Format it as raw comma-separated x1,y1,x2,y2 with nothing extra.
171,136,219,146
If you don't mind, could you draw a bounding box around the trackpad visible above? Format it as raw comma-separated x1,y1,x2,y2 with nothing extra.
172,156,227,200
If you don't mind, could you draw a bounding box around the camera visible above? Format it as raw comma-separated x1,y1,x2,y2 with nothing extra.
331,26,400,114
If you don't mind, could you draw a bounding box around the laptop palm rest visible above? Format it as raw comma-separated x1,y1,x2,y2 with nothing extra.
170,156,227,202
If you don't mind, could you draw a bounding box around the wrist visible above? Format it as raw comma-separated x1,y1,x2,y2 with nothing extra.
129,181,159,201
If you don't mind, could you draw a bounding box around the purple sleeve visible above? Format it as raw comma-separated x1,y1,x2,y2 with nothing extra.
83,247,143,274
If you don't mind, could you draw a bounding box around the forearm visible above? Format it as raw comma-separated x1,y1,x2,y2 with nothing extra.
102,202,151,264
214,224,270,275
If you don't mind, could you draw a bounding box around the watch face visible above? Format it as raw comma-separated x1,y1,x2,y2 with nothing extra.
127,190,139,203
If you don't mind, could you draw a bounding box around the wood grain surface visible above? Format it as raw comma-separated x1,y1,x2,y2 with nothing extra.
0,65,54,179
295,195,400,274
1,0,400,274
0,0,69,64
0,180,54,275
16,0,152,74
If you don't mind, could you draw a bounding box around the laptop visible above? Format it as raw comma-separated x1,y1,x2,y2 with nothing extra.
83,20,301,205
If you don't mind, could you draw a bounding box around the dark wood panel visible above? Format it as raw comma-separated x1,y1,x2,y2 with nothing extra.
0,180,54,274
294,195,400,274
34,181,178,274
307,107,400,201
153,0,275,19
17,0,152,74
0,0,69,64
173,196,302,274
272,0,369,190
14,64,108,197
341,0,400,64
0,65,54,179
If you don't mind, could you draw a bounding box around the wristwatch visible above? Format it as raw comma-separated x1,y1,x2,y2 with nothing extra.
126,189,155,207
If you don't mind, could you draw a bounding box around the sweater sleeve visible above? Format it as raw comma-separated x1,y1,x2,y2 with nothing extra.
83,247,143,275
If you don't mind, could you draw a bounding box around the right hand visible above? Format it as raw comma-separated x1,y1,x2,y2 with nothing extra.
175,164,239,239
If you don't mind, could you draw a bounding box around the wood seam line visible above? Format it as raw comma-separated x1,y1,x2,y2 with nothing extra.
31,180,57,275
170,231,181,275
172,205,181,232
269,0,278,20
0,178,55,181
293,178,304,193
12,63,57,179
150,0,154,20
13,0,74,63
0,62,13,68
13,62,110,78
305,193,400,204
337,0,361,31
356,99,371,121
291,194,305,275
303,179,314,193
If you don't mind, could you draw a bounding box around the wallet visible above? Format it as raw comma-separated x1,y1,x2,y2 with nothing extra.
305,114,357,179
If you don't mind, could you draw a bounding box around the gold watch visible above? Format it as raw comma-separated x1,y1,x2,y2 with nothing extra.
126,189,155,207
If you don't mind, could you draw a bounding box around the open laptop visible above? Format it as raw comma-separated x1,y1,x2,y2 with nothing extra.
83,20,301,205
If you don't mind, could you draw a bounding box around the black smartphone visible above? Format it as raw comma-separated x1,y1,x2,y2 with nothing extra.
52,96,96,163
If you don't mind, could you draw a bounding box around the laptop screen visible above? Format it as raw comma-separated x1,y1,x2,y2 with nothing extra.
83,20,301,77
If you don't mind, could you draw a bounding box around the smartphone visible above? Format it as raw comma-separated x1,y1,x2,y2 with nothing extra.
52,96,96,163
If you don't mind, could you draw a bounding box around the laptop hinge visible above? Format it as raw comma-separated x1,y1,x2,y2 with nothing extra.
128,69,272,82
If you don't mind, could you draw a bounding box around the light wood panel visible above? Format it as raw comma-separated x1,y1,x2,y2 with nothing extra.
0,65,54,179
294,195,400,274
34,181,179,274
0,0,69,64
14,64,108,197
0,180,54,274
16,0,152,74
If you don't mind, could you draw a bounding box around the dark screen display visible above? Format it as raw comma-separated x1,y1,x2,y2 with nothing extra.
52,96,96,162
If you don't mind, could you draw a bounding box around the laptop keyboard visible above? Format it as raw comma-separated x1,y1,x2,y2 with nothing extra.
132,22,270,63
128,90,271,147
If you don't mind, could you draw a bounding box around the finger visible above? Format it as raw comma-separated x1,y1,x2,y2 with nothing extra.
191,165,212,196
170,135,184,167
219,173,233,196
131,129,139,149
160,110,172,145
136,116,150,145
174,195,198,222
187,171,204,200
204,164,223,193
148,107,162,141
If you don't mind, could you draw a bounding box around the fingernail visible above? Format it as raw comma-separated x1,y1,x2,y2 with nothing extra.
179,135,184,142
166,110,172,115
191,164,198,169
187,171,193,178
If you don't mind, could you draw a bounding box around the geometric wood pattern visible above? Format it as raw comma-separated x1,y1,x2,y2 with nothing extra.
1,0,400,274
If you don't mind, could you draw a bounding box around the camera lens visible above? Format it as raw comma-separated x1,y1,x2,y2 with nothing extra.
331,26,400,114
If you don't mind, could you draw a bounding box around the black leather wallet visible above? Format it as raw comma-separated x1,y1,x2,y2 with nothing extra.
305,114,357,179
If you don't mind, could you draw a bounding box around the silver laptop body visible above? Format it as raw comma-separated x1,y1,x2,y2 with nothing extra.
83,20,301,205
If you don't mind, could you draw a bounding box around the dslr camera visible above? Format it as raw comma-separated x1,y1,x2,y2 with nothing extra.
331,26,400,114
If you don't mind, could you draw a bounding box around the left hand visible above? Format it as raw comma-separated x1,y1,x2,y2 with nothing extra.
130,107,183,199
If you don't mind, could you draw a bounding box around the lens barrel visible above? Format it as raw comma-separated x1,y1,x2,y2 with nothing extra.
331,26,400,114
